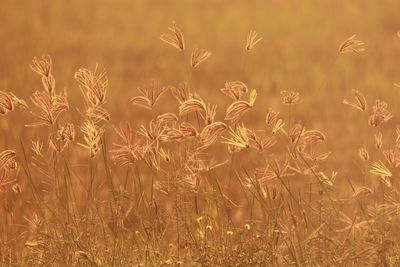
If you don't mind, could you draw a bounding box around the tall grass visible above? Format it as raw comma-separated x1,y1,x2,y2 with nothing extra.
1,17,400,267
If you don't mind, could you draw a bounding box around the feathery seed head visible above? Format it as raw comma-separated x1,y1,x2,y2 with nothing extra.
0,150,17,170
191,47,212,68
130,80,167,110
266,108,280,125
30,55,52,77
246,30,262,51
86,106,111,122
170,83,190,104
368,100,393,127
370,161,392,178
220,81,248,100
78,120,104,158
179,96,207,116
352,186,373,199
338,34,365,53
221,124,250,148
359,147,369,161
160,22,185,51
281,90,302,105
224,90,256,122
74,67,108,106
343,89,367,111
200,121,228,146
0,91,14,115
374,132,383,149
57,123,75,142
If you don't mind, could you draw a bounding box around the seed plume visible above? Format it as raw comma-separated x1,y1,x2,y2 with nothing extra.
160,22,185,51
338,34,365,53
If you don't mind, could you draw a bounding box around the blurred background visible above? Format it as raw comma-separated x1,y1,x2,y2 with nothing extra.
1,0,400,174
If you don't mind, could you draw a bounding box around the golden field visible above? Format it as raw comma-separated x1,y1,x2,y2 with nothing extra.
1,0,400,265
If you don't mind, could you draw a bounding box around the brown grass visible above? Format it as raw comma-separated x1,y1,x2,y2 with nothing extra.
1,5,400,266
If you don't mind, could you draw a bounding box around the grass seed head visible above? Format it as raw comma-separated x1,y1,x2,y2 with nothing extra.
343,89,367,111
338,34,365,53
160,22,185,51
246,30,262,51
191,47,212,68
281,90,302,105
0,91,14,115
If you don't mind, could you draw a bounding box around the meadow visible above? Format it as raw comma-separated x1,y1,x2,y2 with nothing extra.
1,0,400,265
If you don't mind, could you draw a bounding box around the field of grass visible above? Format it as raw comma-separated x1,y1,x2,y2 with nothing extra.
1,0,400,266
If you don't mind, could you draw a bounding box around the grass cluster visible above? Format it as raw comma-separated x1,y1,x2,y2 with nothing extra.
1,7,400,266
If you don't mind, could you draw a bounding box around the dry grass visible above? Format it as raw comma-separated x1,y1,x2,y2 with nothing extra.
1,1,400,266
